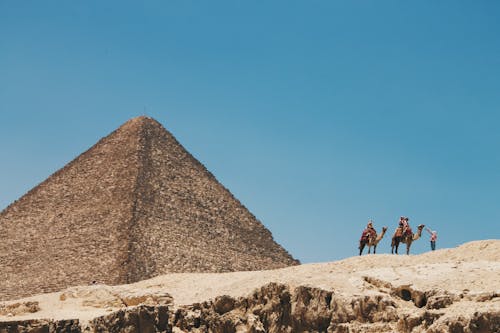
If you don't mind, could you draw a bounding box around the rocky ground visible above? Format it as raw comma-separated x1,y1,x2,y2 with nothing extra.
1,240,499,332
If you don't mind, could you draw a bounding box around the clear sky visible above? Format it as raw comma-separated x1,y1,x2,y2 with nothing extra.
1,1,499,263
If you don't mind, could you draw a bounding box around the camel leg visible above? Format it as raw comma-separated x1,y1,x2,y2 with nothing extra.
391,236,401,254
406,242,411,255
373,244,377,254
359,242,365,256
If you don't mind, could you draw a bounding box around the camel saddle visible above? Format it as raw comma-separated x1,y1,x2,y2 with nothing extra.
360,230,371,241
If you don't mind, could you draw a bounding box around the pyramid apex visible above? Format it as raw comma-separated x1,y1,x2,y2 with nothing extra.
117,116,164,134
123,115,161,126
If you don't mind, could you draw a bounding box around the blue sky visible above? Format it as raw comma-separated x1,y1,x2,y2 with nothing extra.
1,1,499,262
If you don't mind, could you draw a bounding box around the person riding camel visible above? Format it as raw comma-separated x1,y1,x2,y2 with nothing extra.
361,220,376,241
402,217,412,236
396,216,404,232
395,217,404,238
398,216,404,228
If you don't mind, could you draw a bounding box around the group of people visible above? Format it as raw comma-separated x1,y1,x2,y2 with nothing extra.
360,216,438,251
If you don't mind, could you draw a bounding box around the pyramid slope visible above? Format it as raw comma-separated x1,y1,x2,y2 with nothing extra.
0,117,298,301
127,118,298,281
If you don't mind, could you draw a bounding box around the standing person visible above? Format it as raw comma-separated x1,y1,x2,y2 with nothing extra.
425,227,437,251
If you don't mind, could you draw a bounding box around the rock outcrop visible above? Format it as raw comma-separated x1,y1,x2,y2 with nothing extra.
1,240,499,332
0,116,298,301
1,283,499,332
171,283,500,333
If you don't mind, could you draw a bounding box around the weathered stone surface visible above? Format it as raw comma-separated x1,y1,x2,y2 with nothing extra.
171,283,401,332
169,283,500,333
426,290,460,310
0,307,169,333
0,319,80,333
290,285,332,331
397,311,442,333
0,302,40,316
90,305,170,333
425,310,500,333
0,116,298,301
1,283,499,333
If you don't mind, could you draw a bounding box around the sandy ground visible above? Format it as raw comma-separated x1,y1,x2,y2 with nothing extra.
1,240,499,324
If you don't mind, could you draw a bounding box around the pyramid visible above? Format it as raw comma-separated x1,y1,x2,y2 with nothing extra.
0,116,298,301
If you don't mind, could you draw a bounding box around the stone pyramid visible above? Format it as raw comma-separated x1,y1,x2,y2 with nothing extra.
0,116,298,301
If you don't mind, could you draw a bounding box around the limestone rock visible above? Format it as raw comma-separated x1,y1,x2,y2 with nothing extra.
1,282,499,332
0,302,40,316
90,305,170,333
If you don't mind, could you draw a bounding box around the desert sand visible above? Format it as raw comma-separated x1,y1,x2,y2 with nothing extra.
1,239,499,330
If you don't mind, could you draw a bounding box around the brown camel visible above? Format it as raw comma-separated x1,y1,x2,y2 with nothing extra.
391,224,425,255
359,227,388,255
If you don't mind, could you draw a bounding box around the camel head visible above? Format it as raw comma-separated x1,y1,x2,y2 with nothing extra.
412,224,425,241
374,226,388,243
